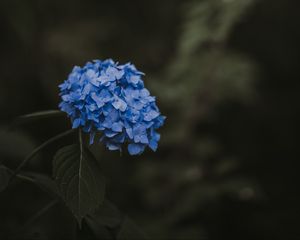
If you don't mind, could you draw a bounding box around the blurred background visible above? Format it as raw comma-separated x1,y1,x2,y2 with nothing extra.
0,0,300,239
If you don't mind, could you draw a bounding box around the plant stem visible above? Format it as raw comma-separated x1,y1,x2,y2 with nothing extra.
9,128,75,184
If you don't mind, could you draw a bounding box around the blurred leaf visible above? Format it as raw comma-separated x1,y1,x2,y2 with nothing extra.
0,165,10,192
53,144,105,226
220,178,263,202
86,200,122,229
180,0,256,54
117,217,148,240
11,110,65,128
166,184,220,223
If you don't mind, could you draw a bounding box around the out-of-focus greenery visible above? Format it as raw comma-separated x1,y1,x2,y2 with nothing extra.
0,0,300,239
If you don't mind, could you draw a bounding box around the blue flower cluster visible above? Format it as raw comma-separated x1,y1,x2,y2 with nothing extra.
59,59,165,155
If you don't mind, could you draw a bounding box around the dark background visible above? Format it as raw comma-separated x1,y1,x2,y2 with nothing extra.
0,0,300,239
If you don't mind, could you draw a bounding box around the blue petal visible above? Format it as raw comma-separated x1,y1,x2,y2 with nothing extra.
98,89,113,102
133,124,146,143
104,129,118,137
106,142,120,151
59,81,69,91
112,97,127,112
86,103,97,112
102,104,113,116
99,75,111,85
112,121,123,132
131,100,144,110
125,108,140,123
106,66,124,80
59,102,74,115
124,88,139,99
91,92,105,108
144,110,160,121
128,143,145,155
149,139,158,151
90,77,100,87
140,88,150,97
149,132,160,151
87,113,99,123
72,118,81,128
140,134,149,144
115,70,124,79
69,91,81,102
102,119,113,128
82,83,93,97
86,69,98,78
129,75,140,84
153,115,166,128
133,124,146,136
62,94,71,102
126,127,133,139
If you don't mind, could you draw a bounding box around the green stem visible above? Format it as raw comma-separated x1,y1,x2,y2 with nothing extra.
5,167,34,183
79,128,83,149
78,128,83,230
16,173,35,183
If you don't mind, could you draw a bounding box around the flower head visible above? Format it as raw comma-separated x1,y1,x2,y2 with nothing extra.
59,59,165,155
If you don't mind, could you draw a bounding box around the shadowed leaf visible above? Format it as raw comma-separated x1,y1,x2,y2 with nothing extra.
53,144,105,226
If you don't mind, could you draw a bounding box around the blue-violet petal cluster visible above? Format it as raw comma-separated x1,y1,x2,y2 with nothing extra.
59,59,165,155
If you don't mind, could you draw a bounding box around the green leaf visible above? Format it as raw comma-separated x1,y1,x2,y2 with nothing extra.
11,110,65,128
53,144,105,226
86,200,122,229
0,165,10,192
117,217,148,240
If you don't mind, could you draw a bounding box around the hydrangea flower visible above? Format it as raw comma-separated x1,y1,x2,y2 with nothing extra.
59,59,166,155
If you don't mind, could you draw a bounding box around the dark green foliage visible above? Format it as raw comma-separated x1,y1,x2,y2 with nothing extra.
53,144,105,225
